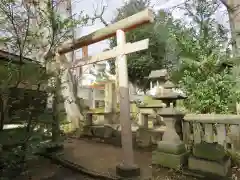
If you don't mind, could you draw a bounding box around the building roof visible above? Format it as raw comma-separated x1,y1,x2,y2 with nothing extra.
0,49,40,65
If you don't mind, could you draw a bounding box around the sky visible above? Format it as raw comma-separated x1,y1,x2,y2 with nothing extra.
71,0,229,58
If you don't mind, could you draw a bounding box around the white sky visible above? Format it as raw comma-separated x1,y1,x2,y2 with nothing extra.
72,0,230,57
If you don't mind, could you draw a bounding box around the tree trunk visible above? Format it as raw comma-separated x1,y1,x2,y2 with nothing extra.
20,110,33,175
2,92,9,124
0,96,4,131
51,76,61,142
60,66,84,132
225,0,240,113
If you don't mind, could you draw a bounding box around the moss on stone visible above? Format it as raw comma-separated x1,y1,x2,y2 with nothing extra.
193,143,226,162
152,151,189,170
143,95,162,106
88,108,105,113
228,150,240,166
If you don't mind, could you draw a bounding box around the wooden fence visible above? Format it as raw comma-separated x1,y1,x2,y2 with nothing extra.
183,114,240,151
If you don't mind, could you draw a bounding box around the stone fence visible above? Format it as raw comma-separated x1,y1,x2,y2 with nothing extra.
183,114,240,152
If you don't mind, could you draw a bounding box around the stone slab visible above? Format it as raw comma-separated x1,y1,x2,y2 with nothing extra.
188,155,231,177
157,141,186,155
152,151,189,170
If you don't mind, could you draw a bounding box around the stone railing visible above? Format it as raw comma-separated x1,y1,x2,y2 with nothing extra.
183,114,240,152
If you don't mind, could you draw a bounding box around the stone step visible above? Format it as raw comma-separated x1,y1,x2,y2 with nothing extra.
188,155,231,177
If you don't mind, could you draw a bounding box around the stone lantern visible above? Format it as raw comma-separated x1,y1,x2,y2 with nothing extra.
148,69,168,90
152,81,188,170
162,80,180,107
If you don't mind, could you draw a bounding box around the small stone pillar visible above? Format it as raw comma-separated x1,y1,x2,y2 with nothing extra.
104,82,113,113
85,113,93,126
89,89,95,109
139,113,148,128
104,81,117,124
152,81,188,170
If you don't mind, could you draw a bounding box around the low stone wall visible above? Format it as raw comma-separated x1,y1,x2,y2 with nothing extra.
183,114,240,152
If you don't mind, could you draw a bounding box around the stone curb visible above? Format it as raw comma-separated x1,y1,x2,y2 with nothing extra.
38,151,152,180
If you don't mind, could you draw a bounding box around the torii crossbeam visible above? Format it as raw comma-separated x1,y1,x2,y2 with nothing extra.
57,8,154,178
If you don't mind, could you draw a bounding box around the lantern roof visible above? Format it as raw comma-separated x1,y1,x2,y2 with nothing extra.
147,69,168,79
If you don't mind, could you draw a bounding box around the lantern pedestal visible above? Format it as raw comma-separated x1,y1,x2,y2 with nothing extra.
152,107,188,169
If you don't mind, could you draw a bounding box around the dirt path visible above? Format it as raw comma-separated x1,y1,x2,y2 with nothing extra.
61,138,152,179
60,138,199,180
14,157,97,180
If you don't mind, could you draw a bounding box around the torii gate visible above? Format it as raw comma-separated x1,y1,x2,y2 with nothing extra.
57,9,154,178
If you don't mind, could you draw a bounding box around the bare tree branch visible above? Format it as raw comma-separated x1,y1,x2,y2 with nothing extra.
219,0,232,11
219,0,240,12
91,0,108,26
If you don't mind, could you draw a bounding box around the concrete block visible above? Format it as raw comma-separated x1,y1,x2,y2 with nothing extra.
188,156,231,177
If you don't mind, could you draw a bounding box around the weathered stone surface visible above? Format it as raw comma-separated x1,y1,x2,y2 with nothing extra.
117,123,139,133
82,126,93,136
95,115,105,125
149,127,165,144
188,156,231,177
157,141,186,155
157,107,185,116
193,143,226,162
152,151,189,170
136,128,152,147
91,126,106,138
103,125,114,138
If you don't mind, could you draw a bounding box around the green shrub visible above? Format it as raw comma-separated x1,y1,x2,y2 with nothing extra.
177,56,240,114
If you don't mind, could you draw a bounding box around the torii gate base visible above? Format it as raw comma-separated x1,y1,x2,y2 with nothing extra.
116,164,140,178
